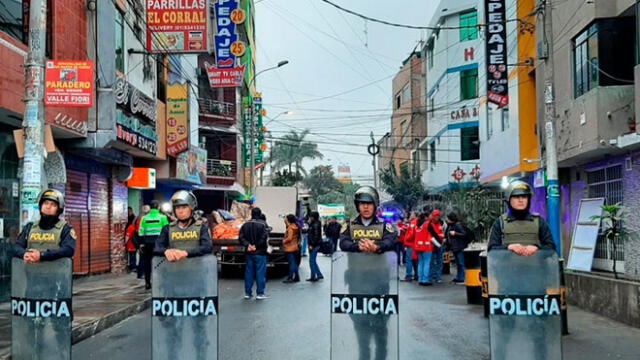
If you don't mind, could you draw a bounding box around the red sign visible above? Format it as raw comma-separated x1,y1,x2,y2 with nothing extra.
44,60,94,107
146,0,209,53
205,63,246,88
451,167,467,183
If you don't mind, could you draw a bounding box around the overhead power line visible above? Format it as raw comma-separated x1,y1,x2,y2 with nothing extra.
318,0,533,30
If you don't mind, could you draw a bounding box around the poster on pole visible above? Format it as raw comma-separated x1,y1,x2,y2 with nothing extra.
44,60,94,107
166,84,190,157
146,0,210,53
485,0,509,108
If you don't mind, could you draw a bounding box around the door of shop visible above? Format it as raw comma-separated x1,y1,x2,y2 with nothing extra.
65,170,111,274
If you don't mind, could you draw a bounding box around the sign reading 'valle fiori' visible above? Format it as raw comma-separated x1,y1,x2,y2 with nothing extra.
146,0,210,53
44,60,94,107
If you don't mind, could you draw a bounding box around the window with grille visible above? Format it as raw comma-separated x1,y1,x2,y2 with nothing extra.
586,165,624,270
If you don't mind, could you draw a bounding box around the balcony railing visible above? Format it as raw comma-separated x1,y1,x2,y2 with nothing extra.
207,159,237,178
198,98,236,120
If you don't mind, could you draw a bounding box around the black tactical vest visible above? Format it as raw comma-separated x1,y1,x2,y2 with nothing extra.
27,220,66,251
168,219,204,251
502,214,541,247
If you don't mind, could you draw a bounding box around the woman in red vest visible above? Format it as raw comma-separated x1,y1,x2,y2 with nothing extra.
413,211,434,286
427,210,446,284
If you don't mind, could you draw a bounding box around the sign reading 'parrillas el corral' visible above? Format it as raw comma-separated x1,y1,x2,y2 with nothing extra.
146,0,210,53
115,74,158,155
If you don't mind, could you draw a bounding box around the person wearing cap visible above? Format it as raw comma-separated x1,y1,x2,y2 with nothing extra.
154,190,213,262
14,189,76,262
488,180,556,255
339,186,396,254
139,200,169,289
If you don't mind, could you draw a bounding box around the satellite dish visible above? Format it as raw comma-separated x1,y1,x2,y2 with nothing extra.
115,166,134,183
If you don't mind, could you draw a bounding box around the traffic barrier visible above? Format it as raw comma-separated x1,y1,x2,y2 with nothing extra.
464,249,483,305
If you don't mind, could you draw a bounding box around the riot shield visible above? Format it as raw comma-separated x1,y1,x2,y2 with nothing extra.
488,249,562,360
11,257,72,360
331,252,399,360
152,255,218,360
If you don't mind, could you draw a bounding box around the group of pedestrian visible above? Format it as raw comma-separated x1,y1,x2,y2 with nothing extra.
281,211,326,285
396,209,471,286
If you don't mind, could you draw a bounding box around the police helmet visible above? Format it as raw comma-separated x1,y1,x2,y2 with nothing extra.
354,186,380,210
506,180,533,200
171,190,198,211
38,189,64,214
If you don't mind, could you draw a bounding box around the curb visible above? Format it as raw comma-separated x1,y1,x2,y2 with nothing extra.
0,297,150,359
72,297,151,344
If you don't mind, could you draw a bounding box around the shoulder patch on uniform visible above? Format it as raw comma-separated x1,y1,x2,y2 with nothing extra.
70,229,77,240
341,223,349,233
385,223,395,233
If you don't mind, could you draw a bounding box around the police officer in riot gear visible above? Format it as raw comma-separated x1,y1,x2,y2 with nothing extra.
488,180,555,255
339,186,396,253
339,186,397,360
14,189,76,262
155,190,213,261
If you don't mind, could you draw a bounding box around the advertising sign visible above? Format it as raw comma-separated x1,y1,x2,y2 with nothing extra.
146,0,209,53
318,204,346,219
204,62,246,88
166,84,190,157
127,168,157,189
44,60,94,107
213,0,246,68
485,0,509,108
176,147,207,184
116,110,158,155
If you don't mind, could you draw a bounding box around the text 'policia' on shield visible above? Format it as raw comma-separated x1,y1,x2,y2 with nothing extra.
331,294,398,315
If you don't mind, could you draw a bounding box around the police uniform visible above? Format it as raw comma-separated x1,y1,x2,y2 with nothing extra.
339,215,397,253
487,213,556,251
14,220,76,261
155,217,213,257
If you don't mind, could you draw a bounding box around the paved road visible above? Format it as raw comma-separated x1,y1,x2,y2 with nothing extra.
73,254,640,359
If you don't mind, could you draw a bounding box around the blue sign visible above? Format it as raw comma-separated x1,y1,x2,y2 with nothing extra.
214,0,240,68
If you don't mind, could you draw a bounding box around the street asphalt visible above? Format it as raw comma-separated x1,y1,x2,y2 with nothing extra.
73,254,640,360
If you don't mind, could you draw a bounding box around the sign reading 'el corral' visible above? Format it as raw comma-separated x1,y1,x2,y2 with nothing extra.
147,0,210,53
485,0,509,108
115,74,158,155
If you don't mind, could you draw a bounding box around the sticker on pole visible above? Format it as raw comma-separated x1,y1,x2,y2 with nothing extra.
45,60,94,107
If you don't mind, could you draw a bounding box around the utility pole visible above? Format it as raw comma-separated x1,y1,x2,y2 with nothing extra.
542,0,562,256
369,132,379,188
20,0,48,227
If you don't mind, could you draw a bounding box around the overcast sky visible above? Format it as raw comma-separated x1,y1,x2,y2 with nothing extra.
255,0,437,184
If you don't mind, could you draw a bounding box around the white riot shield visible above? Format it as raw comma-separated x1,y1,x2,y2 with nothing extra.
488,249,562,360
11,257,72,360
152,255,218,360
331,252,399,360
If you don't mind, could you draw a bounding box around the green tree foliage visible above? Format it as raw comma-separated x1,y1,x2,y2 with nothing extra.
316,182,360,219
271,170,303,187
269,130,323,176
379,163,425,213
303,165,343,199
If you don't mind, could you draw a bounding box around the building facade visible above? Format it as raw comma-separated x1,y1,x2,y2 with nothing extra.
419,0,483,192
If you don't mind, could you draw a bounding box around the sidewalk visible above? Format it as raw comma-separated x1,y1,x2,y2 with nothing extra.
0,272,150,359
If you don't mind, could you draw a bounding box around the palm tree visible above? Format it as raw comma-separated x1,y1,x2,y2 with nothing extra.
269,130,323,176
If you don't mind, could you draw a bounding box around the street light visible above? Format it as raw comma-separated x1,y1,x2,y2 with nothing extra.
264,110,293,126
248,60,290,195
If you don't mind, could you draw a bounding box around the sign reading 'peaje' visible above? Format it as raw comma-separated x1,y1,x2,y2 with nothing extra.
146,0,209,53
44,60,94,107
485,0,509,107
